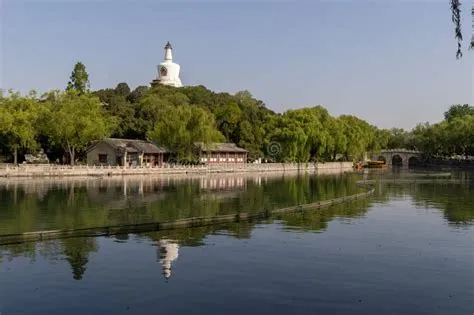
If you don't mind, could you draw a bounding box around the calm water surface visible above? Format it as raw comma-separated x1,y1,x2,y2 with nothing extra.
0,170,473,315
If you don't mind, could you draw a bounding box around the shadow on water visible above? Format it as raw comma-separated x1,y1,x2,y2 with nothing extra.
0,171,472,281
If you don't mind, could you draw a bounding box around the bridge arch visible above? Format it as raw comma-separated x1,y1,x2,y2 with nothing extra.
375,149,422,167
408,156,420,167
392,155,403,166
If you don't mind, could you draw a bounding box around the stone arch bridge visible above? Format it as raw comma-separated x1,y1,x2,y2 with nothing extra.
374,149,422,167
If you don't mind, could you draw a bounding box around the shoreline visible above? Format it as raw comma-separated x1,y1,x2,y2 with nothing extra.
0,162,354,179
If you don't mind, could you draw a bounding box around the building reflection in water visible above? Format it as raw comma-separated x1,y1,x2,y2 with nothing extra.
157,239,179,281
199,176,246,190
0,174,275,206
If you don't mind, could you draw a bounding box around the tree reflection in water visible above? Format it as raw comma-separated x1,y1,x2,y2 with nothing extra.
62,238,98,280
0,172,472,280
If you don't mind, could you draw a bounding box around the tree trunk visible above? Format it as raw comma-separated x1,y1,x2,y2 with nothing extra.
13,145,18,165
70,150,75,166
67,142,75,166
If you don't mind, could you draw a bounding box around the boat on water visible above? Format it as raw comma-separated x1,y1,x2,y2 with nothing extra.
364,160,387,168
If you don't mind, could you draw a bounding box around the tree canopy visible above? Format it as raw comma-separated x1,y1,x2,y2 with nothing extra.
66,62,90,94
41,90,116,165
0,91,44,164
148,104,224,160
385,105,474,158
0,59,471,165
1,82,471,164
444,104,474,121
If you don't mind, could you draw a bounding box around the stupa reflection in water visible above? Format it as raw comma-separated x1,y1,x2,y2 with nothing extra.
157,239,179,281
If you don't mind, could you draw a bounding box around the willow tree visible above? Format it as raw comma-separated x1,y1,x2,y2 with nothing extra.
276,106,331,162
451,0,474,58
325,117,348,161
148,104,224,161
338,115,374,161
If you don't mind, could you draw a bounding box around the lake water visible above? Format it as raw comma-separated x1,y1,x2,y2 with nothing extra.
0,170,473,315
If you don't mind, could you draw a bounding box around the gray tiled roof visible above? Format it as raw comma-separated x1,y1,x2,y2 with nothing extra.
194,142,248,153
91,138,171,154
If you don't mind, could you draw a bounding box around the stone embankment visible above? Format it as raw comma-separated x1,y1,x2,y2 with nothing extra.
0,162,354,178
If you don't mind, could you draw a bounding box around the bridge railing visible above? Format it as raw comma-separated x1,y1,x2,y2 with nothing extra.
379,149,421,154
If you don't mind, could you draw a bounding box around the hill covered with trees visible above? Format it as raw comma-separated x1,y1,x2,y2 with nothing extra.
0,62,472,165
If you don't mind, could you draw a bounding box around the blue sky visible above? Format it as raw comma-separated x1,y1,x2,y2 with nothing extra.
1,0,472,129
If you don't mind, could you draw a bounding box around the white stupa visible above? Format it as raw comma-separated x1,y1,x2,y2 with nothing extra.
151,41,183,88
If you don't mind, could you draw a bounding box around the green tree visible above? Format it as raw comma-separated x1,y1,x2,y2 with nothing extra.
281,106,331,161
43,91,116,165
444,104,474,121
368,128,390,157
386,128,410,149
338,115,374,161
148,104,224,160
325,117,347,161
0,91,42,164
410,107,474,158
446,116,473,156
66,62,90,94
114,82,131,97
238,120,263,161
105,95,136,138
137,85,190,136
214,100,242,141
127,85,149,104
177,87,273,160
93,86,138,138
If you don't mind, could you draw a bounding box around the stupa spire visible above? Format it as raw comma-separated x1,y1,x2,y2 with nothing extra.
164,41,173,61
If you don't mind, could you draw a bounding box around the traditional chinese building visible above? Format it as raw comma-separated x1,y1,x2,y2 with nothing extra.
86,138,171,167
194,142,248,164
